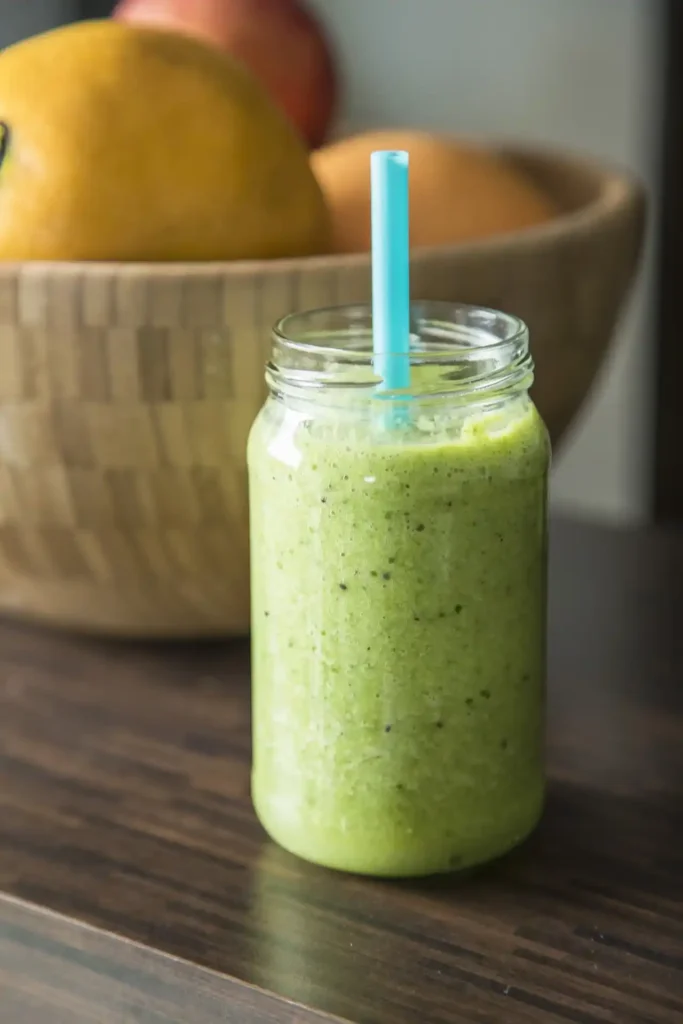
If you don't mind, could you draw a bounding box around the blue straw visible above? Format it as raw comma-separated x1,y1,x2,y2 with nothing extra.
371,150,410,394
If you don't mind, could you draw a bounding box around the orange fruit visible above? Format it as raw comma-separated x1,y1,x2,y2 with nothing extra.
311,130,556,254
0,19,330,260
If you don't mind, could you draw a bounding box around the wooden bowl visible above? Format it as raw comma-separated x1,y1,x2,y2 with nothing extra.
0,145,645,637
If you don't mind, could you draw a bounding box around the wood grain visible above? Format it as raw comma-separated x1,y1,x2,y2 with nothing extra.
0,518,681,1023
0,895,342,1024
0,146,644,637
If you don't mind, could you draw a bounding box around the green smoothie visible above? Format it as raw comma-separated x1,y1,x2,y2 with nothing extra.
249,395,549,877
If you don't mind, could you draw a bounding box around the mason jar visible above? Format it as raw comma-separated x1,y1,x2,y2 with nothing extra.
248,302,550,877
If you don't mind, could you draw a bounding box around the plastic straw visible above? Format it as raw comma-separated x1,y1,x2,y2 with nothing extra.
371,150,411,395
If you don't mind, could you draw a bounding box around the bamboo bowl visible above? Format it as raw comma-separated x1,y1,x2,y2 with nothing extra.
0,145,644,637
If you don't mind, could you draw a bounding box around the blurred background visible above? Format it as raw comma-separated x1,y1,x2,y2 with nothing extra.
0,0,673,526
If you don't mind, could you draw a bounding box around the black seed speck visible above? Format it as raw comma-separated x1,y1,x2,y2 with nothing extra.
321,497,327,503
383,572,391,581
436,721,444,729
465,697,474,707
500,739,508,750
385,724,392,733
370,570,378,577
446,500,453,507
438,611,446,618
388,556,396,564
396,783,404,790
480,689,491,699
416,523,425,532
413,615,420,622
339,583,348,591
264,611,270,617
455,604,463,614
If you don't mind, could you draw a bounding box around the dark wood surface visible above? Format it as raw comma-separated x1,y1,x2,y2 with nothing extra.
1,518,682,1023
0,894,334,1024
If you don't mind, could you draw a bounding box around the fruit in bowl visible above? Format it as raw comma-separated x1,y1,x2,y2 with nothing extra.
0,19,330,261
0,22,644,639
312,130,558,253
114,0,338,148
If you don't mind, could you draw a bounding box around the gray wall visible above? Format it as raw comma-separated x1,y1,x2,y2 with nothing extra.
311,0,662,524
0,0,76,46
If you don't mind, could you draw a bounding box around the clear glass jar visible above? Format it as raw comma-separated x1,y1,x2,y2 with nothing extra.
248,302,550,877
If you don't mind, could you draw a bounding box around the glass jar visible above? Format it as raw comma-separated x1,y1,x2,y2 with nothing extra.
248,302,550,877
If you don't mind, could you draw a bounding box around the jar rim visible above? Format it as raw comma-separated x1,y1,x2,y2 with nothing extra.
272,301,528,365
268,301,533,403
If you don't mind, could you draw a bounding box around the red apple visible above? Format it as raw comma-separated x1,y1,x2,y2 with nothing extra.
113,0,337,148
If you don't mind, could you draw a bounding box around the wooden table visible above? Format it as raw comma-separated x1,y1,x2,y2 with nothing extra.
0,519,682,1023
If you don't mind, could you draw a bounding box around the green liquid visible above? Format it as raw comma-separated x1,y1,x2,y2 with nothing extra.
248,398,549,876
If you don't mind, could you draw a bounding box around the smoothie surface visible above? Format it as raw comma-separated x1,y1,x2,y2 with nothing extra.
249,397,549,876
